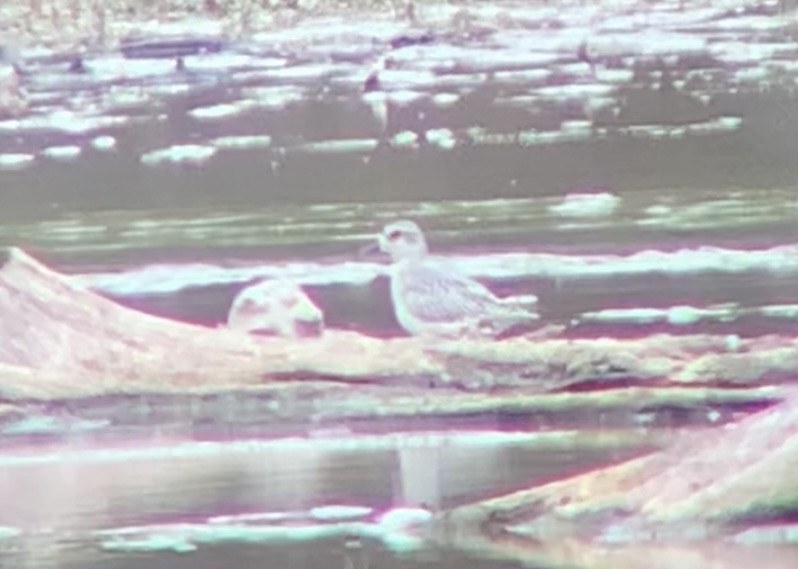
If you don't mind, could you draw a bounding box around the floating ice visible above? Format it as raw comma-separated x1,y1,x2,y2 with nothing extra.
211,135,272,150
140,144,216,166
295,139,378,154
710,15,789,32
104,88,154,112
388,45,557,73
189,101,255,121
560,120,593,134
735,66,771,83
491,27,588,53
518,129,592,146
466,127,516,146
686,116,743,135
555,62,594,77
587,32,708,58
431,92,459,108
549,192,620,218
181,53,263,71
83,56,178,81
493,69,552,84
391,131,419,148
244,85,307,109
536,84,616,100
91,135,117,152
344,69,438,91
251,19,404,47
595,68,635,84
130,17,226,37
0,111,128,135
623,125,670,139
425,128,456,150
266,63,351,81
388,90,425,106
0,153,34,170
41,145,82,162
710,41,793,64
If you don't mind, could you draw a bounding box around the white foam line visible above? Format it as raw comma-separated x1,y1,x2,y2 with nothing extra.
74,244,798,296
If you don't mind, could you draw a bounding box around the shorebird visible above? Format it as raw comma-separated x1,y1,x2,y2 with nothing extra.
364,220,539,339
227,278,324,338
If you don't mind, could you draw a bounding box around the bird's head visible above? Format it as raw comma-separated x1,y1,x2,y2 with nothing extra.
377,220,429,262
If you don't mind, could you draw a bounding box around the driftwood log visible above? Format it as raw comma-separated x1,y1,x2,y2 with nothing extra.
2,246,798,402
442,389,798,558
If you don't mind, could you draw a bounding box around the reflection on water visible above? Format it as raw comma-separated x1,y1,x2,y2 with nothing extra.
2,0,798,567
0,429,647,569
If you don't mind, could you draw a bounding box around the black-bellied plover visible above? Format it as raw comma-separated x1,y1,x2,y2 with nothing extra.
227,278,323,338
369,220,539,339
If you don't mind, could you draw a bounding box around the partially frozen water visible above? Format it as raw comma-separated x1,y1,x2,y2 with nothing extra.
2,0,798,567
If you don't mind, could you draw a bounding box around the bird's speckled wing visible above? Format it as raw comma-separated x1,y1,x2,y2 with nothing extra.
395,262,515,323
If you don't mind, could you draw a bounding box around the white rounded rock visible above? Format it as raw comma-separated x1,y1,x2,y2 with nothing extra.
227,278,324,338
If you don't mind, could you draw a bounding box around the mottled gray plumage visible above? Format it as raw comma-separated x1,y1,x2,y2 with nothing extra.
377,220,539,339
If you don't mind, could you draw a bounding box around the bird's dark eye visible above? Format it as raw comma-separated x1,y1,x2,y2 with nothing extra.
387,230,402,240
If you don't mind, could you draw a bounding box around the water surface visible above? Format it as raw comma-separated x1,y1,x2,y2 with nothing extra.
2,0,798,567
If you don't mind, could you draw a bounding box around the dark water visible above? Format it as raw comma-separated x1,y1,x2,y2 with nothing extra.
2,0,798,567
